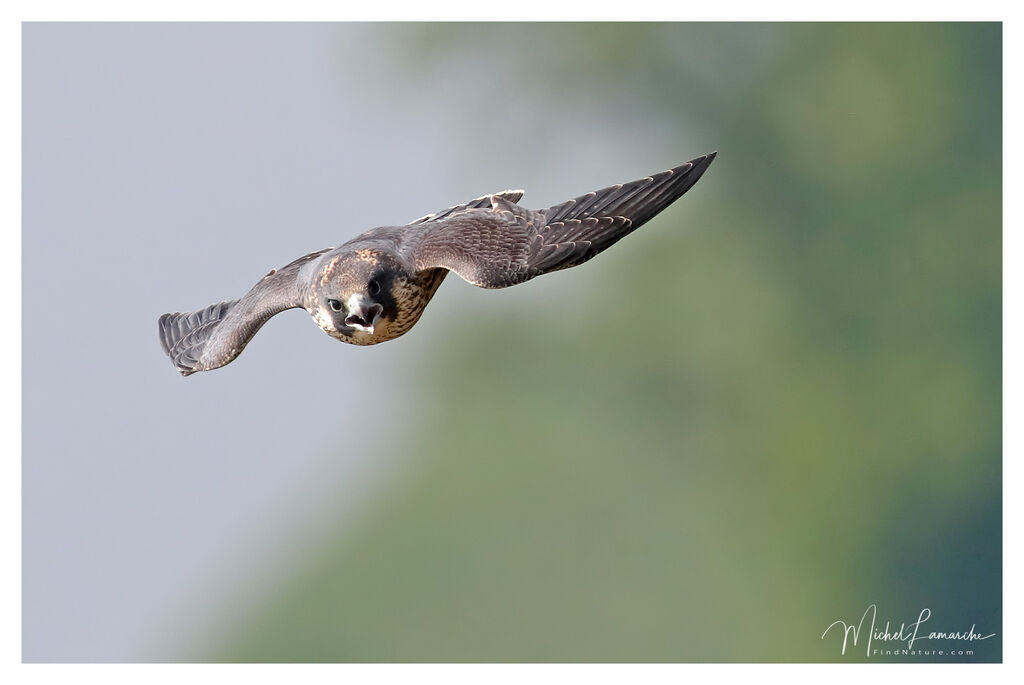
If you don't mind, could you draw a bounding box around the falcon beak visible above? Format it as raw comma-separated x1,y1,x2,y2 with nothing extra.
344,296,383,334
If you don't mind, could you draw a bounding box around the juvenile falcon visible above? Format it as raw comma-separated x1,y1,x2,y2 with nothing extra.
159,152,716,376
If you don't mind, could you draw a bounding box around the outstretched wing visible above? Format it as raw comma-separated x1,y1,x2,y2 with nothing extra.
408,153,716,289
158,247,330,376
406,189,525,225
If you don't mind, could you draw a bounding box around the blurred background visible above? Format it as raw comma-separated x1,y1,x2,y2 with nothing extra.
22,23,1001,662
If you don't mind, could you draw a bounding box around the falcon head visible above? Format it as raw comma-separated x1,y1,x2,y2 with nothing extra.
311,250,404,344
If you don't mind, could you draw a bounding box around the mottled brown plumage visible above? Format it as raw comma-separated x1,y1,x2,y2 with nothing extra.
159,153,716,375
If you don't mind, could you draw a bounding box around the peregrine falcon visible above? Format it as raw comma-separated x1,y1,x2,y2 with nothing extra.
159,152,716,376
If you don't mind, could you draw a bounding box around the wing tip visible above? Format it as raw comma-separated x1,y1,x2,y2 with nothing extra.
158,300,238,377
667,151,716,175
691,150,717,171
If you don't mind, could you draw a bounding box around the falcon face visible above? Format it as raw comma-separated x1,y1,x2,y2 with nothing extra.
310,249,405,345
305,248,447,347
159,153,717,375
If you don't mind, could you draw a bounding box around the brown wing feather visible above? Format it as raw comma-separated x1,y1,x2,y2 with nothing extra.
410,211,536,288
409,153,716,289
158,247,330,375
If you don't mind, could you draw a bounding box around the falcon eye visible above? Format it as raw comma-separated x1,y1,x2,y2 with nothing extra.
367,279,381,297
327,299,343,312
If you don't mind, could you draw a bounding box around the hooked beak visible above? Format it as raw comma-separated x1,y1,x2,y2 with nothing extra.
344,298,383,334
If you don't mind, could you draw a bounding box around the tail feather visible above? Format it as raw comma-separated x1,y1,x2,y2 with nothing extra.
158,300,238,376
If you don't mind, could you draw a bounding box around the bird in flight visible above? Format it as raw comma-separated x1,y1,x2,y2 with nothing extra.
159,152,716,376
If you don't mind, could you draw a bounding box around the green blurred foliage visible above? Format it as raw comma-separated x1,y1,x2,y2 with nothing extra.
208,23,1000,662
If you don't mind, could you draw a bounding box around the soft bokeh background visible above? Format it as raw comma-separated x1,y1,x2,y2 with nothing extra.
22,23,1001,662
